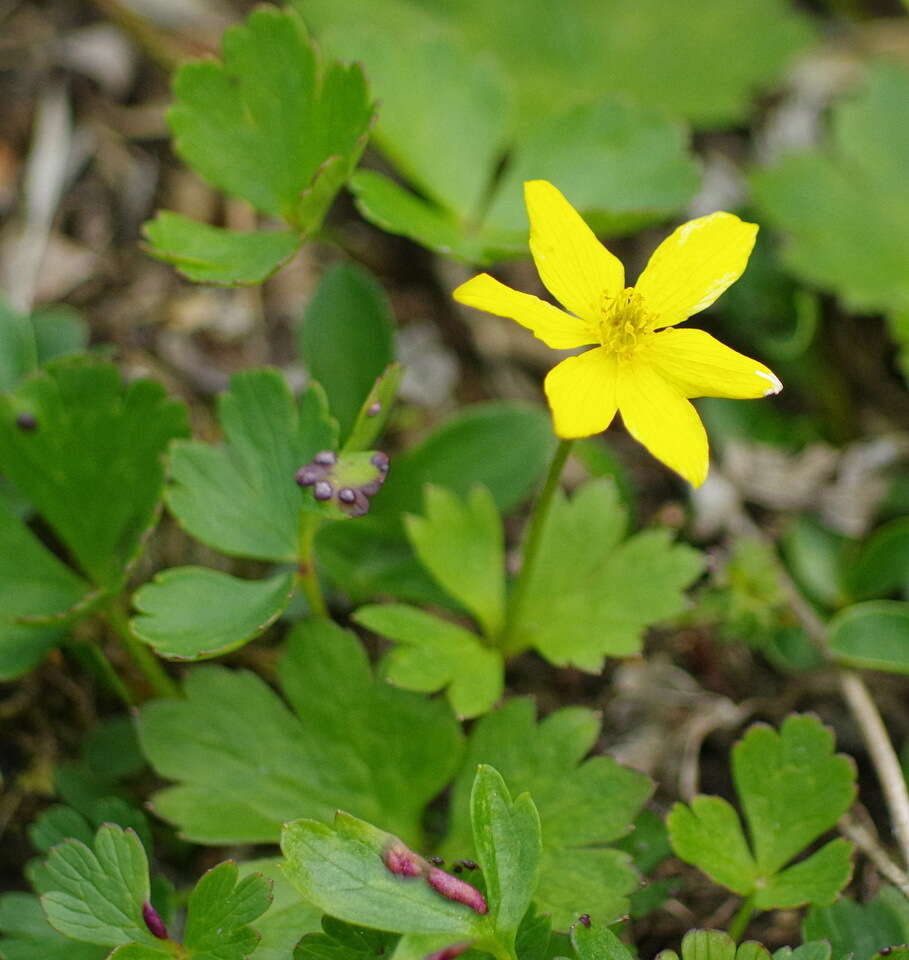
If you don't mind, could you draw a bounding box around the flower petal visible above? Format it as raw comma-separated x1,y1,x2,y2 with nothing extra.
641,328,783,399
453,273,595,349
636,212,758,328
544,347,619,438
617,359,709,487
525,180,624,323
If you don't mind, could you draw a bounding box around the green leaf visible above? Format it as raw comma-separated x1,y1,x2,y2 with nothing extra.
512,479,704,670
398,0,812,130
0,359,188,591
570,921,634,960
444,699,651,929
471,765,541,940
0,893,107,960
375,403,555,520
657,931,767,960
168,6,372,231
0,497,92,678
138,618,463,845
281,813,486,937
166,370,337,563
482,100,699,239
131,567,295,660
143,212,300,286
354,604,503,719
668,715,856,909
666,796,758,895
752,62,909,323
844,518,909,600
404,486,505,640
40,825,155,947
0,297,38,390
183,862,272,960
772,944,831,960
294,918,399,960
828,601,909,675
238,859,321,960
803,887,909,960
298,264,395,441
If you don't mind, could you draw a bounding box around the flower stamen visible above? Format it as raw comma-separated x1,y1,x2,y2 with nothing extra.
598,288,653,359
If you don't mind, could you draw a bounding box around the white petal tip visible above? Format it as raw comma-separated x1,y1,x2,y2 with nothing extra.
756,369,783,396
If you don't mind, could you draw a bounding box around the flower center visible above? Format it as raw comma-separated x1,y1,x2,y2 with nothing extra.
597,287,653,359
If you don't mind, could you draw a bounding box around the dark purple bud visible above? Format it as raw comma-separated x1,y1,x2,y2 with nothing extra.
361,478,384,497
367,402,381,416
428,856,444,866
313,480,333,501
295,465,323,486
15,412,37,432
880,950,893,957
370,451,390,472
143,902,168,940
383,842,424,877
338,487,357,504
459,859,478,871
313,450,337,466
427,868,488,914
578,914,591,928
424,943,472,960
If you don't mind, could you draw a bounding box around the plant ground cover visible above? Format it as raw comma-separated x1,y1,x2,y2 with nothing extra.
1,2,909,960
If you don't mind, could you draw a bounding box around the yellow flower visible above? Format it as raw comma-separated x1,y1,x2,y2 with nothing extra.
453,180,782,488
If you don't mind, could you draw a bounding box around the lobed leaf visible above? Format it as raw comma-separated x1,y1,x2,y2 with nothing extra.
131,567,296,661
0,359,188,592
354,603,503,719
40,825,154,947
512,478,704,670
166,369,337,564
668,715,856,909
443,698,651,929
168,6,372,231
138,618,463,845
404,485,505,640
143,213,300,286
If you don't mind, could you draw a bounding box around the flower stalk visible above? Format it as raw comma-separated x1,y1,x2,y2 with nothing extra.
504,438,573,652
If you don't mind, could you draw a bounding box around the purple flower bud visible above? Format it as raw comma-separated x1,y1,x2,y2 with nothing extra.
338,487,357,504
313,480,333,501
578,914,591,928
313,450,337,466
295,465,322,486
424,943,472,960
428,856,444,866
143,902,168,940
427,868,488,914
458,859,478,871
370,451,390,472
367,402,381,416
383,842,424,877
15,412,37,432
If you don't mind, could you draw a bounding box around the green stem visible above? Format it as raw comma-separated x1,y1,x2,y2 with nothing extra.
727,895,755,942
104,601,179,700
69,638,135,707
297,511,328,618
503,439,573,651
